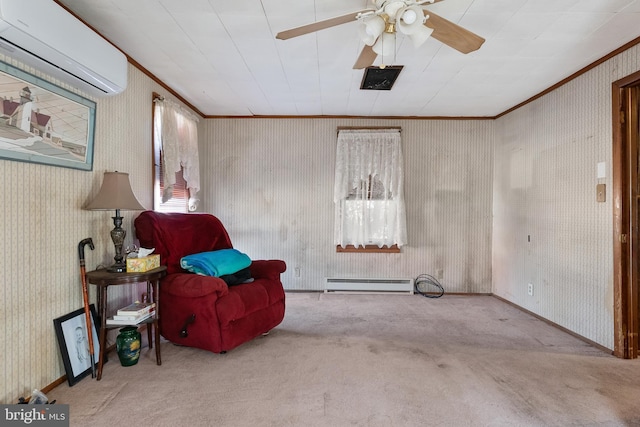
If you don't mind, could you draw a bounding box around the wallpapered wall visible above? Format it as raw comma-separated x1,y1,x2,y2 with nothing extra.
0,57,190,403
200,119,494,292
1,40,638,403
493,43,640,350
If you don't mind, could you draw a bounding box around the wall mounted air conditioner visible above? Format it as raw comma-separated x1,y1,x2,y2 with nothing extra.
0,0,127,97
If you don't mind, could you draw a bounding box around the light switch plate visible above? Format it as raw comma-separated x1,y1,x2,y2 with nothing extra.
597,183,606,202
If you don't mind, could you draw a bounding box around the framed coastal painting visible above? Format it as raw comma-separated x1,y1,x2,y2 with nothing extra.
0,60,96,171
53,305,101,386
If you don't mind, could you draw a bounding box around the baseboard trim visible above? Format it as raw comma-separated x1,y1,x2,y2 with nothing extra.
17,375,67,403
43,376,67,395
492,294,613,355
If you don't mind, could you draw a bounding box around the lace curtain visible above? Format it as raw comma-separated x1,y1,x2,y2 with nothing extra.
334,129,407,248
153,98,200,211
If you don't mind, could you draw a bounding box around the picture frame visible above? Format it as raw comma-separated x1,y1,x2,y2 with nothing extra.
0,60,96,171
53,304,101,386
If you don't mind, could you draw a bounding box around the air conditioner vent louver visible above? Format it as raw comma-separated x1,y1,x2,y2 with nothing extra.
0,37,108,94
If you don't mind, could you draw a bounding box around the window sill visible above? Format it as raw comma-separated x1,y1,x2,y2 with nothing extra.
336,245,400,253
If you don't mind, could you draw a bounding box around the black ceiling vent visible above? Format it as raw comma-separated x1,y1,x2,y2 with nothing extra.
360,66,403,90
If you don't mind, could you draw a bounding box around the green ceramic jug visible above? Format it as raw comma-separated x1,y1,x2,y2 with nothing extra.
116,326,141,366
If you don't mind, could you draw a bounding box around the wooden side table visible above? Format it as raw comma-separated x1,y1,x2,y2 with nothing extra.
85,266,167,380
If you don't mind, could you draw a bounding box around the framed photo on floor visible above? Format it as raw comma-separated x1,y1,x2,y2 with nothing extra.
53,304,101,386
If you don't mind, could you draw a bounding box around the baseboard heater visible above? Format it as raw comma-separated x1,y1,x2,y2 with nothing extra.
324,277,414,295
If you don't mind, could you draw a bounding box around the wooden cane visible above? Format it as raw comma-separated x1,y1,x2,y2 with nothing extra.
78,238,96,378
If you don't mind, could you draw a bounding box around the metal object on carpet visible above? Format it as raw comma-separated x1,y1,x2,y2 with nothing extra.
180,314,196,338
414,273,444,298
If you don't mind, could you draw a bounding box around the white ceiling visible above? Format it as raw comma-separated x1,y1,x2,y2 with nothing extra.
59,0,640,117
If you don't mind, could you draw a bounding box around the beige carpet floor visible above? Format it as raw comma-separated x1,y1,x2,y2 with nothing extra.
49,293,640,426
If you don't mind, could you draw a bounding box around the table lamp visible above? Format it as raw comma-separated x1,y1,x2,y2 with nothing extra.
85,171,145,273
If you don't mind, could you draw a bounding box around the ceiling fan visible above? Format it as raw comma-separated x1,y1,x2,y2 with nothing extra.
276,0,485,69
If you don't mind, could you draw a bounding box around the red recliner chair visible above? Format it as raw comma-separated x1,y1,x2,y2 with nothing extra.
134,211,286,354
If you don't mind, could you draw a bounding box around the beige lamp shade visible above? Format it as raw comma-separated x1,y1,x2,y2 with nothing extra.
85,171,145,211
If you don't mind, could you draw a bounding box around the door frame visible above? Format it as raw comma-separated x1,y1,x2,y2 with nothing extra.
612,70,640,358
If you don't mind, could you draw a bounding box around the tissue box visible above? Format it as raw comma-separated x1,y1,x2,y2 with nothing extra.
126,254,160,273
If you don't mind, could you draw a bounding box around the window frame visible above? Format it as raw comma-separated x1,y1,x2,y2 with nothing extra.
334,126,405,253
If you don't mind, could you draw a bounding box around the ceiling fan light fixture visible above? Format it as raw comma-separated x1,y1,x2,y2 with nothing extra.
276,0,486,72
401,8,417,24
397,5,426,35
383,1,405,21
407,24,434,48
372,31,396,66
359,15,386,45
372,31,391,54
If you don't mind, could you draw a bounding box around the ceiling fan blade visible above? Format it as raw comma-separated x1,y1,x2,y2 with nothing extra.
353,45,378,69
276,10,372,40
423,10,485,54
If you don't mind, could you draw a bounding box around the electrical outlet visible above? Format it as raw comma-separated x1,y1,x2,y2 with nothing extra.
436,269,443,279
295,267,301,277
527,283,534,296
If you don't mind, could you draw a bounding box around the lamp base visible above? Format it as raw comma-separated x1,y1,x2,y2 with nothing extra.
107,263,127,273
108,209,127,273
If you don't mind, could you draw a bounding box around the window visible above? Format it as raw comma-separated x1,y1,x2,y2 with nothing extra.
152,94,200,213
153,144,189,213
334,128,407,251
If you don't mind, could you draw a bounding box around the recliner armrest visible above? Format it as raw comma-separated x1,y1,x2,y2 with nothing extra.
249,260,286,280
162,273,229,298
